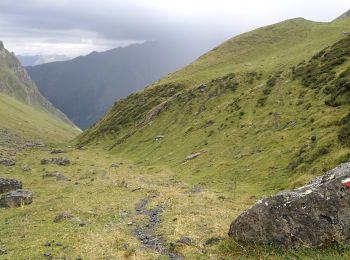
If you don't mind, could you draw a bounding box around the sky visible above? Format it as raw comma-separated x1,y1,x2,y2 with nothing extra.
0,0,349,57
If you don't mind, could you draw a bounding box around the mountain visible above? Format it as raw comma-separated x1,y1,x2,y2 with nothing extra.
335,9,350,21
2,13,350,259
27,40,212,129
17,54,70,66
0,41,80,142
79,16,350,192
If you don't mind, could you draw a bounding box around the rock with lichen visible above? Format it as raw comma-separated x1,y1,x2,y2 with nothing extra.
229,162,350,248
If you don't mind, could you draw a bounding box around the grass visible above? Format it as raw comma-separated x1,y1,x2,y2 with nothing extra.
2,16,350,259
0,93,80,143
74,17,350,258
2,146,350,259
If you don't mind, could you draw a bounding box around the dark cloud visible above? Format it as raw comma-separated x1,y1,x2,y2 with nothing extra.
0,0,348,55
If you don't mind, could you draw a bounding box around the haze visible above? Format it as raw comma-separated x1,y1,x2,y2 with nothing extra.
0,0,349,56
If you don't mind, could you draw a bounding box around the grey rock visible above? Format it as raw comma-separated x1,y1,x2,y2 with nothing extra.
21,165,31,172
54,211,75,222
42,172,69,181
41,158,70,166
229,162,350,248
204,236,224,245
0,245,7,255
43,252,51,257
185,153,201,161
176,236,195,246
0,158,16,166
195,84,206,92
110,163,119,168
0,190,33,208
188,186,203,194
0,178,22,194
155,135,164,141
50,149,67,154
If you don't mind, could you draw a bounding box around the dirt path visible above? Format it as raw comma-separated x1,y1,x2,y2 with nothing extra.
133,195,183,259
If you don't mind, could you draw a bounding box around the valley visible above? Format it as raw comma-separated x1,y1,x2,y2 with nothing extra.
2,143,350,259
1,7,350,260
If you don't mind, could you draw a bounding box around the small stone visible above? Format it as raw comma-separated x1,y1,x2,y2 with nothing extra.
44,242,51,247
55,242,63,247
155,135,164,141
205,236,224,245
110,163,119,168
42,172,69,181
127,221,133,226
50,149,67,154
21,165,31,172
43,252,51,257
188,186,203,194
41,158,70,166
0,158,15,166
185,153,201,161
70,216,82,223
119,211,129,217
176,236,195,246
0,190,33,208
0,178,22,194
0,245,7,255
54,211,75,222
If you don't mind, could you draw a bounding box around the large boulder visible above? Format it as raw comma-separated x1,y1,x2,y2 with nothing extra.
0,178,22,194
229,162,350,248
0,190,33,208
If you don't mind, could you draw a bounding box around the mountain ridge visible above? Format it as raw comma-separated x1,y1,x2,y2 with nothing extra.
77,16,350,195
27,40,214,129
0,41,77,128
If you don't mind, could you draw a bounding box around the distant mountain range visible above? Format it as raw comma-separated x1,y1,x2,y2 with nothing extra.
27,40,212,129
17,54,70,66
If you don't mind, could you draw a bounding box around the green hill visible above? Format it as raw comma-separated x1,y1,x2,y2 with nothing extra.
0,93,79,143
1,14,350,259
79,16,350,189
0,41,75,128
0,41,80,143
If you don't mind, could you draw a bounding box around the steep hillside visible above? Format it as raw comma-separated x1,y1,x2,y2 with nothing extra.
2,14,350,259
27,40,212,129
0,41,75,127
79,16,350,192
0,93,79,143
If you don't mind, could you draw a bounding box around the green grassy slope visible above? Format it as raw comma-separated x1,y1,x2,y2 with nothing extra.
2,15,350,259
78,17,350,191
0,93,80,143
0,41,76,127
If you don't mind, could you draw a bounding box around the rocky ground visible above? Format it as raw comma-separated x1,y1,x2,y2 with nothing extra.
0,140,237,259
2,135,350,258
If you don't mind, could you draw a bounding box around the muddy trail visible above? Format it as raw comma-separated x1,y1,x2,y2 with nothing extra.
133,195,183,260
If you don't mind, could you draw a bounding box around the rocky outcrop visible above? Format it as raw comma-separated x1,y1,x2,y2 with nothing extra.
0,177,33,208
41,158,70,166
0,178,22,193
229,162,350,248
0,190,33,208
